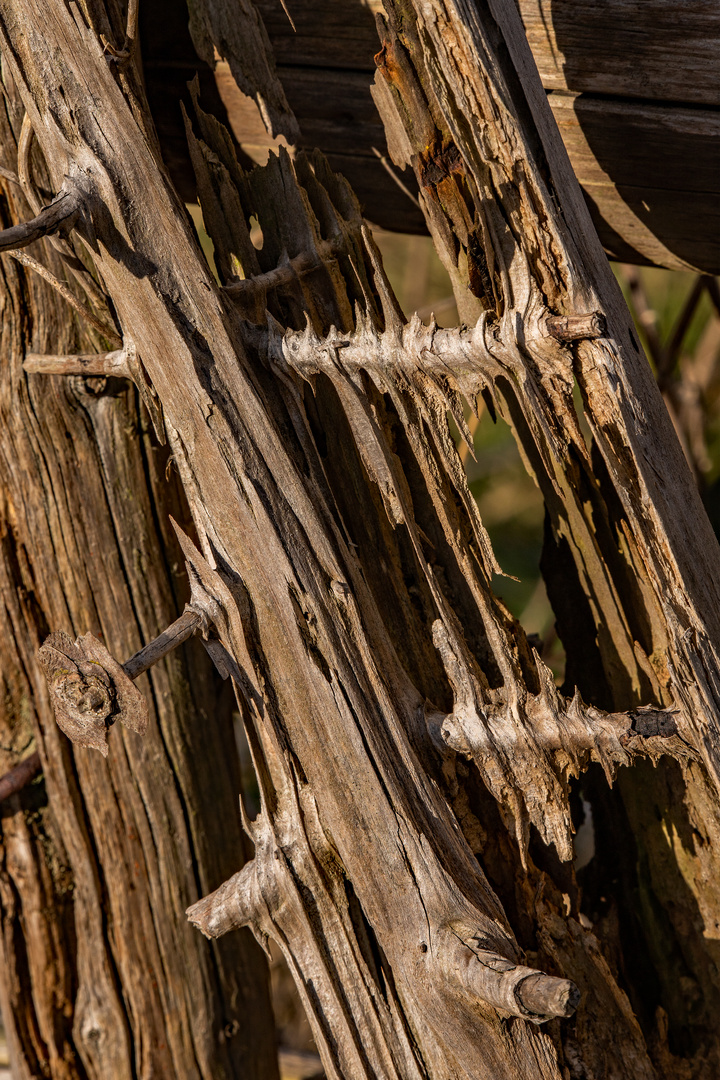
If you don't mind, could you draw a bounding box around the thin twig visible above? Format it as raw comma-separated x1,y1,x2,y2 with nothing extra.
0,165,20,188
371,146,422,210
0,751,41,802
6,250,121,342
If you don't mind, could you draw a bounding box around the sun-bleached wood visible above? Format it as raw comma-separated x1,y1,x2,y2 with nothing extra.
0,67,278,1079
4,0,720,1077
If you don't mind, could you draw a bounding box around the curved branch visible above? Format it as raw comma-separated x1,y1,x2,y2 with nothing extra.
0,186,81,253
8,250,120,342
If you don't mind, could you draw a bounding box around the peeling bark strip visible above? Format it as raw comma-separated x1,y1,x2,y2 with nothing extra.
4,0,720,1078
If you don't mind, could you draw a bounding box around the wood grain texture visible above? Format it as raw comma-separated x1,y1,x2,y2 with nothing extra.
4,0,720,1077
520,0,720,105
373,0,720,1071
199,0,719,270
0,79,278,1079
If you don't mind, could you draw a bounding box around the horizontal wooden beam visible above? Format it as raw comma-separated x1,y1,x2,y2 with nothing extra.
140,0,720,272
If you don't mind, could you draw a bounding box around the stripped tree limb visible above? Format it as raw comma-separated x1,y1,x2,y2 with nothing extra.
0,751,41,802
0,186,80,252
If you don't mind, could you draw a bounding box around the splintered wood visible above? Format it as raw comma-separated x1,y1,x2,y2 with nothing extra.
4,0,720,1078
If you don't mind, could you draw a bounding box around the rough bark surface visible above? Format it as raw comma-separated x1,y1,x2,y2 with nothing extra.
0,71,278,1080
2,1,720,1079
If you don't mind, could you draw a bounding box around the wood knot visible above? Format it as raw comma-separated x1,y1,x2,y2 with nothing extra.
55,670,115,722
38,630,148,756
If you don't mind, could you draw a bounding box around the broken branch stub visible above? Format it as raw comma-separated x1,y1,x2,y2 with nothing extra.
121,607,205,679
186,860,263,940
37,608,208,753
23,349,130,376
447,935,580,1024
187,865,580,1026
38,631,148,756
544,312,606,342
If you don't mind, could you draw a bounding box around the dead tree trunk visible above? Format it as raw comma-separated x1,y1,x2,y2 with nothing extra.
0,65,278,1080
2,0,720,1077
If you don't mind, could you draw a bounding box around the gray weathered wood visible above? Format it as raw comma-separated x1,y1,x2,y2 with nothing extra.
5,0,720,1077
0,72,279,1079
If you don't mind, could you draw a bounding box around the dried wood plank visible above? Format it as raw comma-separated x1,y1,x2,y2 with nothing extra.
520,0,720,105
5,0,720,1077
0,81,278,1079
